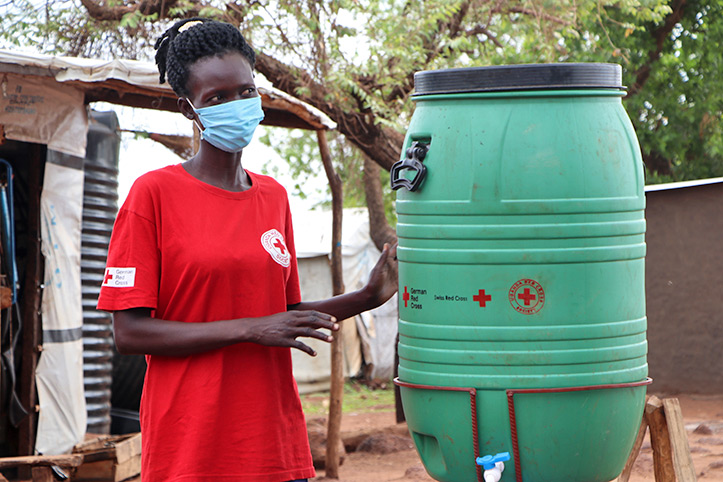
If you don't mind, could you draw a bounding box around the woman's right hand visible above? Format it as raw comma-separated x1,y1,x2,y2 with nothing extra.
112,307,338,357
246,310,339,356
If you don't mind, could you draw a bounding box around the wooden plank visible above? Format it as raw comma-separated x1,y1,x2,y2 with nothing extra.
74,453,142,482
116,453,142,481
615,414,649,482
0,454,83,469
74,459,115,480
114,433,141,464
17,144,46,460
30,467,54,482
73,435,118,453
73,433,142,482
645,395,676,482
73,433,141,462
663,398,697,482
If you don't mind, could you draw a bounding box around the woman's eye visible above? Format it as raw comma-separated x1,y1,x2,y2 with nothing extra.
243,87,257,96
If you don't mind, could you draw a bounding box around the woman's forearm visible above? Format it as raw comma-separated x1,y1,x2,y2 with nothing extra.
112,308,247,356
290,287,378,322
112,307,338,357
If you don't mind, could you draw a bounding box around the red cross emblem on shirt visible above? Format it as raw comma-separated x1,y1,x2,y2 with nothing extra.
273,239,286,254
261,229,291,268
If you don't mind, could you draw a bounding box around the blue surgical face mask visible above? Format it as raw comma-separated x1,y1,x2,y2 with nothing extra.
188,96,265,153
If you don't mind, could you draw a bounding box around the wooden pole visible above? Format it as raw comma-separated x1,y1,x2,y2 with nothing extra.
17,145,46,458
645,395,676,482
662,398,697,481
615,414,649,482
317,129,345,478
616,396,697,482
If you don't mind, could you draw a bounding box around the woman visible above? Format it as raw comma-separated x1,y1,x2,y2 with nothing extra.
97,18,398,482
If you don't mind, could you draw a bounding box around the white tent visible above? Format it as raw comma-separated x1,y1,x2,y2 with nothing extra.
292,207,398,393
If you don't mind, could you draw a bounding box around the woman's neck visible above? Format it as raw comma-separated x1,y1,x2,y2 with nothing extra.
183,143,252,192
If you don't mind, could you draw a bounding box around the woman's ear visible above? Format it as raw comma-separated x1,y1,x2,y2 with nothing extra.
177,97,196,121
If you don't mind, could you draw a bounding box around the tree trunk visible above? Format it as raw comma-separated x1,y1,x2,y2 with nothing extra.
317,130,345,479
363,156,397,251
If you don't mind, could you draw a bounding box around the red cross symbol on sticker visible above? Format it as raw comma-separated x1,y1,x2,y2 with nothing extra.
402,286,410,307
508,279,545,314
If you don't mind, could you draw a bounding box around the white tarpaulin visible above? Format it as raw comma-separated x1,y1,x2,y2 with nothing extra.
35,160,86,454
291,208,398,391
0,48,163,93
0,73,87,157
0,48,336,133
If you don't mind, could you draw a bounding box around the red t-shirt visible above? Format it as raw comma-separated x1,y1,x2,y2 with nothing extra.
97,164,314,481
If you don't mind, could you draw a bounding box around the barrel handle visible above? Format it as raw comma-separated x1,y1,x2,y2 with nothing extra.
391,141,429,192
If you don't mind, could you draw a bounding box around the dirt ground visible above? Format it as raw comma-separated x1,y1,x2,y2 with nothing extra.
311,392,723,482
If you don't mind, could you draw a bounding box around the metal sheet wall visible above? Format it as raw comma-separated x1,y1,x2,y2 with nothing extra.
80,111,120,434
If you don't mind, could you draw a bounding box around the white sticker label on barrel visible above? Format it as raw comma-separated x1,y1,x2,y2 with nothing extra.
508,279,545,314
402,286,426,310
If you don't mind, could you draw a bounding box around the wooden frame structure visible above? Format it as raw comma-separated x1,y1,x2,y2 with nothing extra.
615,395,697,482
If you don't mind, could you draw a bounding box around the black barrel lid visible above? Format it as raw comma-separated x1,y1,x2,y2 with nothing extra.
413,63,623,95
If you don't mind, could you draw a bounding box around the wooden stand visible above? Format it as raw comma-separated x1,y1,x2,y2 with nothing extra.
0,454,83,481
615,395,697,482
72,433,141,482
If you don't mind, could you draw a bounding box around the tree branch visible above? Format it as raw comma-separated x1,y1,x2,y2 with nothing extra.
79,0,134,21
502,6,571,26
80,0,186,22
255,52,404,171
628,0,688,97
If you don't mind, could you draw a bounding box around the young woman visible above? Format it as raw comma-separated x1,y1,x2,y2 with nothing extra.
97,18,398,482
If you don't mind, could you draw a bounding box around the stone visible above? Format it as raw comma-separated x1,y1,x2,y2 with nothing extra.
356,433,414,454
404,464,430,479
693,423,713,435
306,418,346,469
699,437,723,446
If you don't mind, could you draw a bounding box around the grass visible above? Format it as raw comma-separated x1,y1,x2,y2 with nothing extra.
300,379,396,416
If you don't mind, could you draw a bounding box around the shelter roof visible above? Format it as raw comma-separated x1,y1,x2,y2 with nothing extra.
644,177,723,192
0,49,335,131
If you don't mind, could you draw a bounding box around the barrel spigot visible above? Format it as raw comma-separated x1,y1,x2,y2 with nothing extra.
476,452,511,482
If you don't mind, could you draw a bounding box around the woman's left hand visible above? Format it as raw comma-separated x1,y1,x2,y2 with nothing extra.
365,242,399,306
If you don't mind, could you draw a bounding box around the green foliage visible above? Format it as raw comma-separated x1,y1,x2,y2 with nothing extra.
244,0,723,185
0,0,165,59
258,127,396,224
552,0,723,182
300,379,395,415
2,0,722,188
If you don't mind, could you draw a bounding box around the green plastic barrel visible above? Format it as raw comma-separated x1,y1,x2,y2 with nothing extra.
392,64,649,482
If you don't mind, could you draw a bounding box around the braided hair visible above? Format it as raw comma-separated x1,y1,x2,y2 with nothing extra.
154,18,256,97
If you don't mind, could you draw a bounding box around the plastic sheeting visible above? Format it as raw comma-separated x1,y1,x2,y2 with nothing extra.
0,73,87,157
0,48,336,132
35,160,86,454
291,208,398,391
